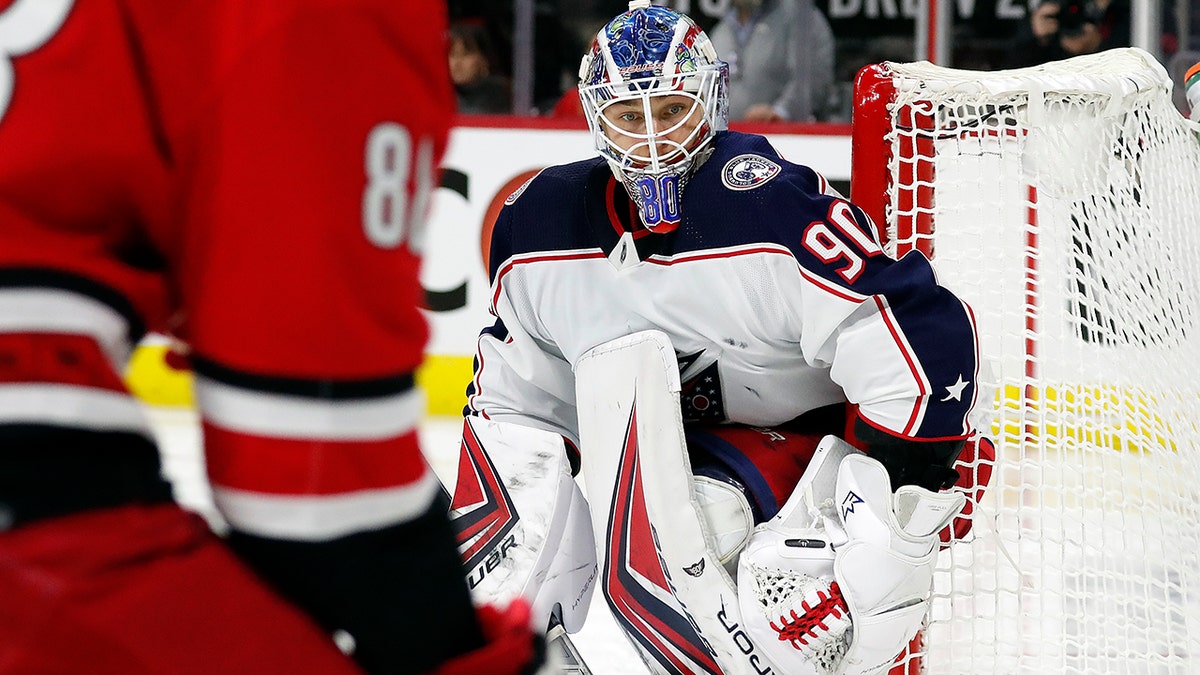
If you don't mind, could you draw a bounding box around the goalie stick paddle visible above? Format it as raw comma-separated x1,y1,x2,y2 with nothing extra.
547,612,593,675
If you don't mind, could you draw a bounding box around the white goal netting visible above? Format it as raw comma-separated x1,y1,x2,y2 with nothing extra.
852,48,1200,674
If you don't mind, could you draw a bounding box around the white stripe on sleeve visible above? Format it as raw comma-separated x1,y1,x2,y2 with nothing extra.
193,375,424,441
211,468,442,541
0,383,151,435
0,289,135,368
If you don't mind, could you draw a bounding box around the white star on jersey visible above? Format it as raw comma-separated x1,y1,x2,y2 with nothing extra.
941,375,970,402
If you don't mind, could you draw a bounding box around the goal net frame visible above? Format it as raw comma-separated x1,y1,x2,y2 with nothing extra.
850,48,1200,674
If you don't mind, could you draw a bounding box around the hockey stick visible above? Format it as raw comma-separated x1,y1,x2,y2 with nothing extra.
547,611,593,675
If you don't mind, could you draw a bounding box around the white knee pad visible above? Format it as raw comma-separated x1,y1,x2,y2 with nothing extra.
693,474,754,574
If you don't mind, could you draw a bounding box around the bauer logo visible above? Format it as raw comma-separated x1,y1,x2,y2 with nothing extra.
721,154,781,191
449,422,520,574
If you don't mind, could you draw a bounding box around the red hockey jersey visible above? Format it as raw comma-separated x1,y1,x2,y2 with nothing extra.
0,0,453,539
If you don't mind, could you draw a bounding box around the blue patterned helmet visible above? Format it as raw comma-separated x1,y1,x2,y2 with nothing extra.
578,1,728,232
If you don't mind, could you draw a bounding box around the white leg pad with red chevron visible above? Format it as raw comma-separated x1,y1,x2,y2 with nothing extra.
449,416,598,634
575,330,775,675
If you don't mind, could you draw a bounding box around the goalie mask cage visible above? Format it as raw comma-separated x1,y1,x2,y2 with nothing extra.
851,48,1200,674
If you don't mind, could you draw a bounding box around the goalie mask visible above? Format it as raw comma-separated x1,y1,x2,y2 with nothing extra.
578,1,728,233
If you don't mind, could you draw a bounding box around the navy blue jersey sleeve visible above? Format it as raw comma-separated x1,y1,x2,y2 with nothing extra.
684,132,981,443
488,202,516,283
788,194,978,441
487,159,601,283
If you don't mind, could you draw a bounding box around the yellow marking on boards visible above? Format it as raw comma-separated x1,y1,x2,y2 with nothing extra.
125,344,475,417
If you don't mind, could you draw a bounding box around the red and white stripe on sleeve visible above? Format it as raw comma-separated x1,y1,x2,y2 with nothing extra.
193,361,439,541
0,280,151,438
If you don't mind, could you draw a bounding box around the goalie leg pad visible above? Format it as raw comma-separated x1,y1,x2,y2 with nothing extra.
449,416,598,634
685,423,829,522
576,330,774,675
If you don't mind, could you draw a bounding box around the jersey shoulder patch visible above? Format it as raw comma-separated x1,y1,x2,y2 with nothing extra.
504,171,540,205
720,153,782,191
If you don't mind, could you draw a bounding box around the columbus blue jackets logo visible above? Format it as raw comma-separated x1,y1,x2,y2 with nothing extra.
721,154,781,191
604,401,723,674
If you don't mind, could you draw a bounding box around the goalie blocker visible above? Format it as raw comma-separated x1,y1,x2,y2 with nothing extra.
448,330,979,674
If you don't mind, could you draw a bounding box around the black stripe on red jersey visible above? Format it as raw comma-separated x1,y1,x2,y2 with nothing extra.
0,268,147,340
191,355,415,399
0,425,173,528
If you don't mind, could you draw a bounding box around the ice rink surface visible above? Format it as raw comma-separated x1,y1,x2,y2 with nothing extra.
148,408,650,674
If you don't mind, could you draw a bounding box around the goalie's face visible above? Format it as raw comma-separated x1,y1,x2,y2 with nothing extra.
578,5,728,233
598,93,705,168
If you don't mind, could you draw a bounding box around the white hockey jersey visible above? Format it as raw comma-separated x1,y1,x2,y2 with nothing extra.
465,131,981,447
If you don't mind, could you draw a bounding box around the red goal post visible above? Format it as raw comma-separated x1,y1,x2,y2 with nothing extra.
850,48,1200,673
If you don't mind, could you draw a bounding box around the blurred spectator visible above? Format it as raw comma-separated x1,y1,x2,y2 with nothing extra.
449,21,512,114
1169,49,1200,115
530,1,585,112
1006,0,1130,68
1159,0,1197,58
708,0,836,122
448,1,582,115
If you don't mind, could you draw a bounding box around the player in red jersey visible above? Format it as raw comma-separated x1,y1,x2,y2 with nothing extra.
0,2,541,673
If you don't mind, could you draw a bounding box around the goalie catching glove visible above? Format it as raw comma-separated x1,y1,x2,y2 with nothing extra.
736,436,965,675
